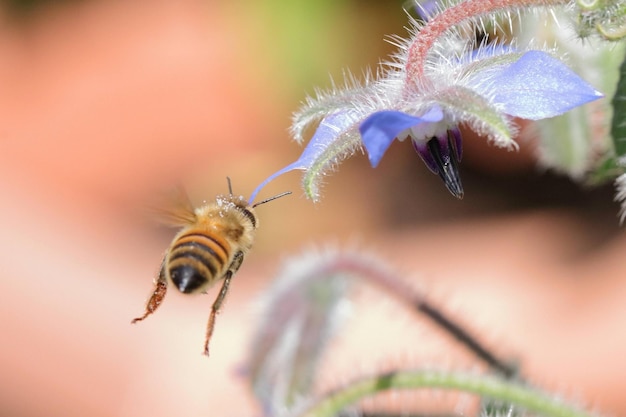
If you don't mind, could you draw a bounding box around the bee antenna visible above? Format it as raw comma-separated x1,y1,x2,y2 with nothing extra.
252,191,292,208
226,177,233,196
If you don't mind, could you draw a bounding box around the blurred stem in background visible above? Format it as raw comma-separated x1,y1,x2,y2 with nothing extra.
246,248,603,417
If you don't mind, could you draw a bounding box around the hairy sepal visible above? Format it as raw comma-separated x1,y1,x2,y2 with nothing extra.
517,9,620,178
291,72,373,144
249,110,360,203
301,130,362,202
427,86,517,149
576,0,626,41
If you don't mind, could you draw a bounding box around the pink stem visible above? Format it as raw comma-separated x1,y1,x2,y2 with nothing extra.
404,0,568,91
316,254,516,377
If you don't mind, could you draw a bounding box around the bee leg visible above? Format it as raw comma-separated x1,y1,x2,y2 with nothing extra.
131,261,168,324
203,251,243,356
229,250,245,273
203,270,233,356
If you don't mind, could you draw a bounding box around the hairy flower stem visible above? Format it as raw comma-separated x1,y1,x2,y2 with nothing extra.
404,0,569,94
297,370,594,417
318,253,516,378
417,299,515,377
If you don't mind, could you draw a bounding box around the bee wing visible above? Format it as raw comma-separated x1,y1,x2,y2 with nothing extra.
150,186,197,227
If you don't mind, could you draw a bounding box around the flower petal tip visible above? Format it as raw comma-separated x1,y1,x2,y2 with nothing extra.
360,109,445,169
487,50,605,120
368,155,382,168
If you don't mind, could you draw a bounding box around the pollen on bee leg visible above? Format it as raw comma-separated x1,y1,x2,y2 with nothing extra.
131,280,168,324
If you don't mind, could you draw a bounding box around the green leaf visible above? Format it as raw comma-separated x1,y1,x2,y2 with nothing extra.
587,155,625,185
611,53,626,156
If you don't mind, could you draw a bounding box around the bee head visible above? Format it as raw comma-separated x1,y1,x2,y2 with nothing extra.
238,205,258,229
216,193,258,229
221,177,289,229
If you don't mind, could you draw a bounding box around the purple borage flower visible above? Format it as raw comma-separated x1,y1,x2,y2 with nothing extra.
248,47,602,204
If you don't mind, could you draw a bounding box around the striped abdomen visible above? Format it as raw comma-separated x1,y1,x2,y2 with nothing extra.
166,230,231,294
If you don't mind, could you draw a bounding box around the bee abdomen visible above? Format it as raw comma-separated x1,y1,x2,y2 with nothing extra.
167,232,230,294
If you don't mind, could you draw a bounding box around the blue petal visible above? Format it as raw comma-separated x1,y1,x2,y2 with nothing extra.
247,161,301,205
248,110,356,204
359,107,443,167
488,51,603,120
412,0,438,21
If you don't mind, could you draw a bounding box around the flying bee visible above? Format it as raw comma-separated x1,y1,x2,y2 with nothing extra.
132,178,290,356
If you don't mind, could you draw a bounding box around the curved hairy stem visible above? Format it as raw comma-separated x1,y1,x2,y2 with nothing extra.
297,369,594,417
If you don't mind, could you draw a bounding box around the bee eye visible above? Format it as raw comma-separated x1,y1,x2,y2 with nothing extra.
240,208,257,228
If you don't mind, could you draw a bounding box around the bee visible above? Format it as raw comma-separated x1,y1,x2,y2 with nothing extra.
132,178,290,356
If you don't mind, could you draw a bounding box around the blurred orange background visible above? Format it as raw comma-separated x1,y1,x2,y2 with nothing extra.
1,1,625,416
